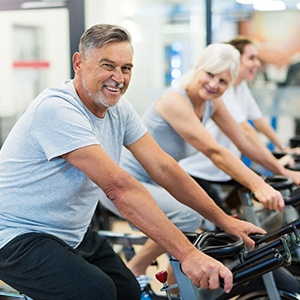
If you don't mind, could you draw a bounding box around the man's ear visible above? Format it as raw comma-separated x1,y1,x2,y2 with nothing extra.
72,52,82,73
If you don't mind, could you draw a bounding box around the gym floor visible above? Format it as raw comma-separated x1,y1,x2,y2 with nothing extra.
112,219,169,296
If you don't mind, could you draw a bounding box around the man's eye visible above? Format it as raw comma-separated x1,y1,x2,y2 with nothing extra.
101,64,115,71
122,67,132,74
206,72,214,78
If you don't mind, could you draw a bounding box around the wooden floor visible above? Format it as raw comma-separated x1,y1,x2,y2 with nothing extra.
111,219,170,296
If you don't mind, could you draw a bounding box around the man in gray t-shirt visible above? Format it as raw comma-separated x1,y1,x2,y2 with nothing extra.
0,24,265,300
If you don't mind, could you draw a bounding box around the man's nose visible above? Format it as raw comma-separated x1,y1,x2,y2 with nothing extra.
112,67,124,83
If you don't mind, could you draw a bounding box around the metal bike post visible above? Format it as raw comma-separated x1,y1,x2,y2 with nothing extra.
170,258,201,300
238,188,282,300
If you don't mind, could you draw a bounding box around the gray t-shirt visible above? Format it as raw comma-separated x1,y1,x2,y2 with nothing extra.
0,80,147,248
120,87,214,183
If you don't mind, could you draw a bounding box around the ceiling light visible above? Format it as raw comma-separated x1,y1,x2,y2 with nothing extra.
236,0,254,4
21,1,66,9
253,0,286,11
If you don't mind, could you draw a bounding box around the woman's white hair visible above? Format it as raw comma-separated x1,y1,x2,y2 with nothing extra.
179,43,240,88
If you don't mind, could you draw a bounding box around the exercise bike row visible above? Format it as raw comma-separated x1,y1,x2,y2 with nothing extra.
0,177,299,300
98,180,300,300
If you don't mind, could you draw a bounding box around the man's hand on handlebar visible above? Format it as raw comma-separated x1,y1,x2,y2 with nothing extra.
180,248,233,293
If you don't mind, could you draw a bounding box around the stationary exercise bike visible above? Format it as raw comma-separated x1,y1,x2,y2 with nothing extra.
178,174,300,300
99,216,300,300
96,185,300,300
155,218,300,300
218,174,300,281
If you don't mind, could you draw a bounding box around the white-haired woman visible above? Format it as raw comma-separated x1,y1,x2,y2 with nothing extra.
180,37,300,210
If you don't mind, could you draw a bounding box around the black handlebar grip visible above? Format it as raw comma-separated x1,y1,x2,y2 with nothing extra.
232,253,284,285
284,189,300,205
253,219,300,246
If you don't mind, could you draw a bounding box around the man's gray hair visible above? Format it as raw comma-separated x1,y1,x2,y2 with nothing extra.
79,24,132,59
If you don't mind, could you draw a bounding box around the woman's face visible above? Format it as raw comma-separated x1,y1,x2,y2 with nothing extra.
239,44,261,81
194,69,231,101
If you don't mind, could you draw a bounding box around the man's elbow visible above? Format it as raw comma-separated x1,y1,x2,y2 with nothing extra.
102,171,135,202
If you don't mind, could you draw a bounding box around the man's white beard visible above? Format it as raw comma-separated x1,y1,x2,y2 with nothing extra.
93,90,113,108
82,76,123,108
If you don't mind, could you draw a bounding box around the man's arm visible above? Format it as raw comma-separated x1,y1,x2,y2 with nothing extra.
62,144,234,291
62,145,196,263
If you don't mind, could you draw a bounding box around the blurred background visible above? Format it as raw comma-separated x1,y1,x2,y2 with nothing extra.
0,0,299,148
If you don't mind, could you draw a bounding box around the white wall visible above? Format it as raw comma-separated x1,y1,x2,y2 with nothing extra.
0,8,70,117
0,1,206,118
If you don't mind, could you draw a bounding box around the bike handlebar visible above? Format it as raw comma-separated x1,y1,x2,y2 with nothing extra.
284,187,300,205
230,219,300,284
263,175,294,191
251,219,300,246
185,219,299,286
192,231,244,259
232,250,285,284
245,175,300,206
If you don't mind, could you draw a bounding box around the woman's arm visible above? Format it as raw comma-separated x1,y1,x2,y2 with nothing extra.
253,118,300,154
127,132,266,247
213,100,300,185
154,92,284,211
253,118,285,149
240,121,295,167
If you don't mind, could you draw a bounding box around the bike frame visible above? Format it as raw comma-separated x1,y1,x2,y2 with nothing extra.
238,187,282,300
157,219,300,300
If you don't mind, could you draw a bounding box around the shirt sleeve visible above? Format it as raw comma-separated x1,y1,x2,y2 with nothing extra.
241,82,263,120
222,87,247,124
30,97,99,160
